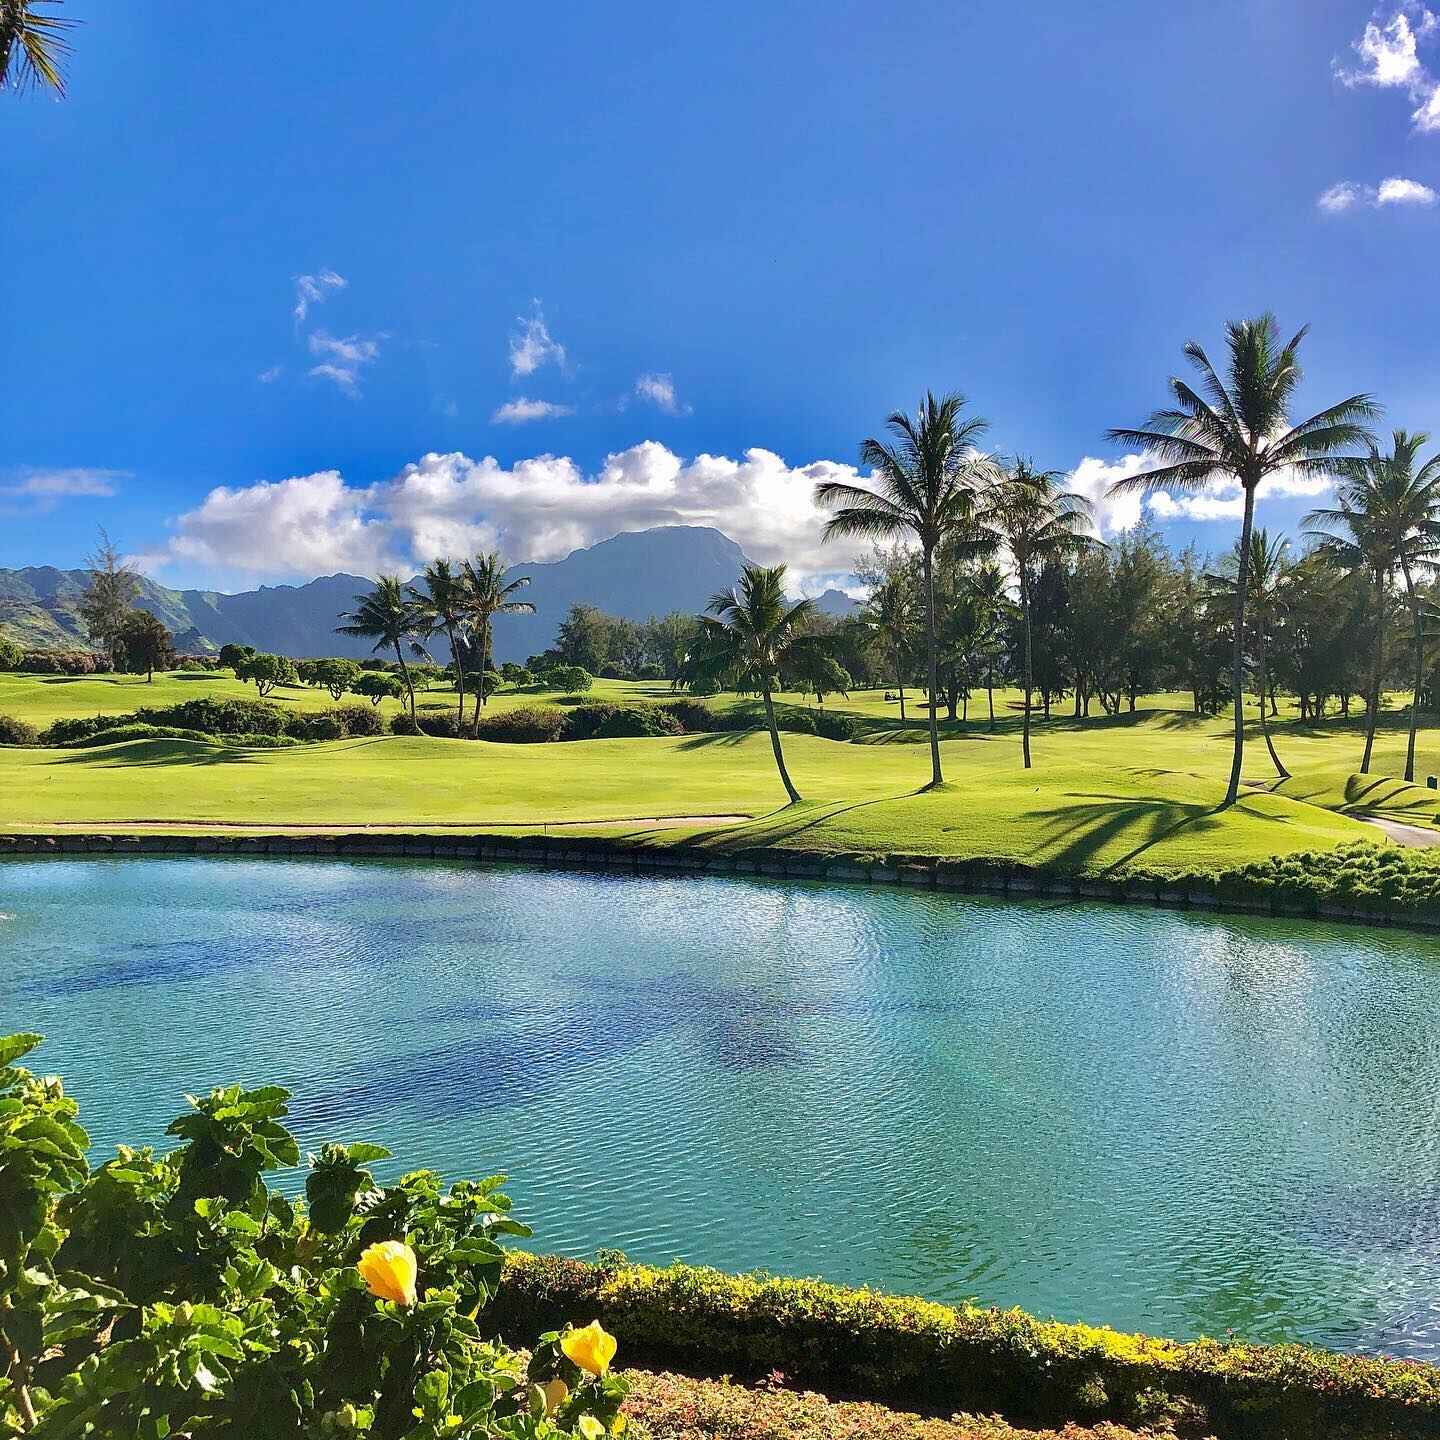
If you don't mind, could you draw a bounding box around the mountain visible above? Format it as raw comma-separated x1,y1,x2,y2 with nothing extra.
0,525,854,662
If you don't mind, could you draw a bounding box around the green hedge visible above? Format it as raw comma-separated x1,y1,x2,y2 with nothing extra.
487,1254,1440,1440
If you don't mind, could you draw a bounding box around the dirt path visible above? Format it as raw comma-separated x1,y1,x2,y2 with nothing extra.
1361,816,1440,848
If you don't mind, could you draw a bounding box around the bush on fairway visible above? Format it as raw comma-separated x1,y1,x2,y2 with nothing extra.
0,1034,629,1439
0,713,38,745
475,705,569,743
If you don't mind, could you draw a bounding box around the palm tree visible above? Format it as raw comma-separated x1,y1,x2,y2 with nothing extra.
410,560,471,726
336,577,422,718
860,576,917,722
1207,529,1293,780
1107,315,1377,805
1306,431,1440,780
688,564,815,804
967,563,1008,731
975,461,1096,768
460,553,534,734
1,0,75,95
817,393,995,788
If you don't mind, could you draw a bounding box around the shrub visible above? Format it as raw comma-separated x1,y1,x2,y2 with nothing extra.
332,703,386,737
543,665,593,692
0,713,38,745
58,723,215,747
775,709,818,735
41,715,118,745
415,712,465,738
500,663,533,685
814,709,862,741
592,707,684,740
561,703,623,740
637,663,666,681
490,1253,1440,1439
658,698,722,733
133,696,290,736
288,712,346,742
0,636,23,670
476,705,568,743
0,1033,629,1439
390,712,422,736
19,649,102,675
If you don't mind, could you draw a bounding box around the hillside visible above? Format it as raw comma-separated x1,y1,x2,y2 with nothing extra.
0,526,858,661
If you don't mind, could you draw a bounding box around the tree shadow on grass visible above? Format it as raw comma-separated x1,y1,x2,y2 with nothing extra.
43,740,269,770
1024,790,1240,873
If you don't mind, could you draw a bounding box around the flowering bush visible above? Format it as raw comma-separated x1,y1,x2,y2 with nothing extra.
0,1034,627,1439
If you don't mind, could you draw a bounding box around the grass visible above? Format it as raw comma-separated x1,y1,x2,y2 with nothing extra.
5,670,1436,872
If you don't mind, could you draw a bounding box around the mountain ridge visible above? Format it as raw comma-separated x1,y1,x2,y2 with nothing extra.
0,526,859,662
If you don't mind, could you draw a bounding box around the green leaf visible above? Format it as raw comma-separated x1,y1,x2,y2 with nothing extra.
0,1034,44,1067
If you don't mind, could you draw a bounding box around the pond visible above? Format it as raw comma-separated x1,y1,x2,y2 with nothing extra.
3,856,1440,1360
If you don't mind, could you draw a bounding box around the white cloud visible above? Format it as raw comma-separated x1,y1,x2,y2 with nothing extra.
491,397,574,425
1105,454,1335,525
293,269,346,324
508,304,566,378
307,331,382,395
2,466,126,499
1317,174,1437,210
257,365,284,383
148,443,873,586
1065,456,1150,537
1377,174,1439,203
1335,5,1440,133
632,372,690,416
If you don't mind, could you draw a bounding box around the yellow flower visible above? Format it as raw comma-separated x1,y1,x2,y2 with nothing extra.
356,1240,418,1306
612,1417,628,1436
561,1319,617,1376
577,1418,604,1440
541,1377,570,1415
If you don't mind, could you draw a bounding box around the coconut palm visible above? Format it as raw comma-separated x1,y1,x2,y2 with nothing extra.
1,0,75,95
409,560,473,726
459,552,534,734
860,575,917,722
336,577,422,718
1207,529,1294,780
1306,431,1440,780
975,462,1097,768
689,564,815,804
1107,315,1377,805
967,563,1008,731
817,393,995,788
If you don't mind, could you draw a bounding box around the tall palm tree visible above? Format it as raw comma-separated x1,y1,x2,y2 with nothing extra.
410,560,471,726
1,0,75,95
975,461,1096,768
967,563,1008,731
1107,315,1377,805
689,564,815,804
860,576,917,722
459,553,535,734
336,577,422,718
817,392,995,788
1207,529,1293,780
1306,430,1440,780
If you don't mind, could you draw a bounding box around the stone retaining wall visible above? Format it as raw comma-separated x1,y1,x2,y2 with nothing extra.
0,829,1428,933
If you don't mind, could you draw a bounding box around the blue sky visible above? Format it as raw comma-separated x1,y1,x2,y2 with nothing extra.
3,0,1438,592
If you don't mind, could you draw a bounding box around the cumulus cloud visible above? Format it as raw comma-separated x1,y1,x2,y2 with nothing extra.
1101,454,1336,525
508,305,566,378
148,443,870,588
491,397,574,425
1064,456,1149,537
307,331,382,395
632,372,690,416
1318,174,1437,210
1335,4,1440,132
293,269,346,325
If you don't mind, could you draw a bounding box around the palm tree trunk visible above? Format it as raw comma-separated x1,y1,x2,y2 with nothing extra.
761,687,801,804
921,548,942,788
1256,627,1288,780
1222,486,1257,806
1021,572,1034,770
449,624,467,726
895,644,906,721
987,663,995,731
392,641,416,718
1360,568,1385,775
1403,559,1423,784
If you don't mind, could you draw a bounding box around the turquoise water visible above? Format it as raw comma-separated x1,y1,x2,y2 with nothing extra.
4,857,1440,1359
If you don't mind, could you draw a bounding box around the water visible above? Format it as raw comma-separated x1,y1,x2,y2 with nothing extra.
4,857,1440,1360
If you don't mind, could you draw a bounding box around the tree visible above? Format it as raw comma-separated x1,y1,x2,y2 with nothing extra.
117,609,175,682
555,604,613,675
1207,529,1294,779
336,578,422,717
0,0,76,96
1107,315,1377,805
218,642,255,672
817,393,995,788
790,645,853,708
355,670,404,707
0,636,24,670
976,461,1097,767
235,651,299,697
77,529,141,670
308,657,361,701
860,574,918,722
967,563,1008,730
689,564,815,804
410,559,472,726
1307,430,1440,781
460,554,535,732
